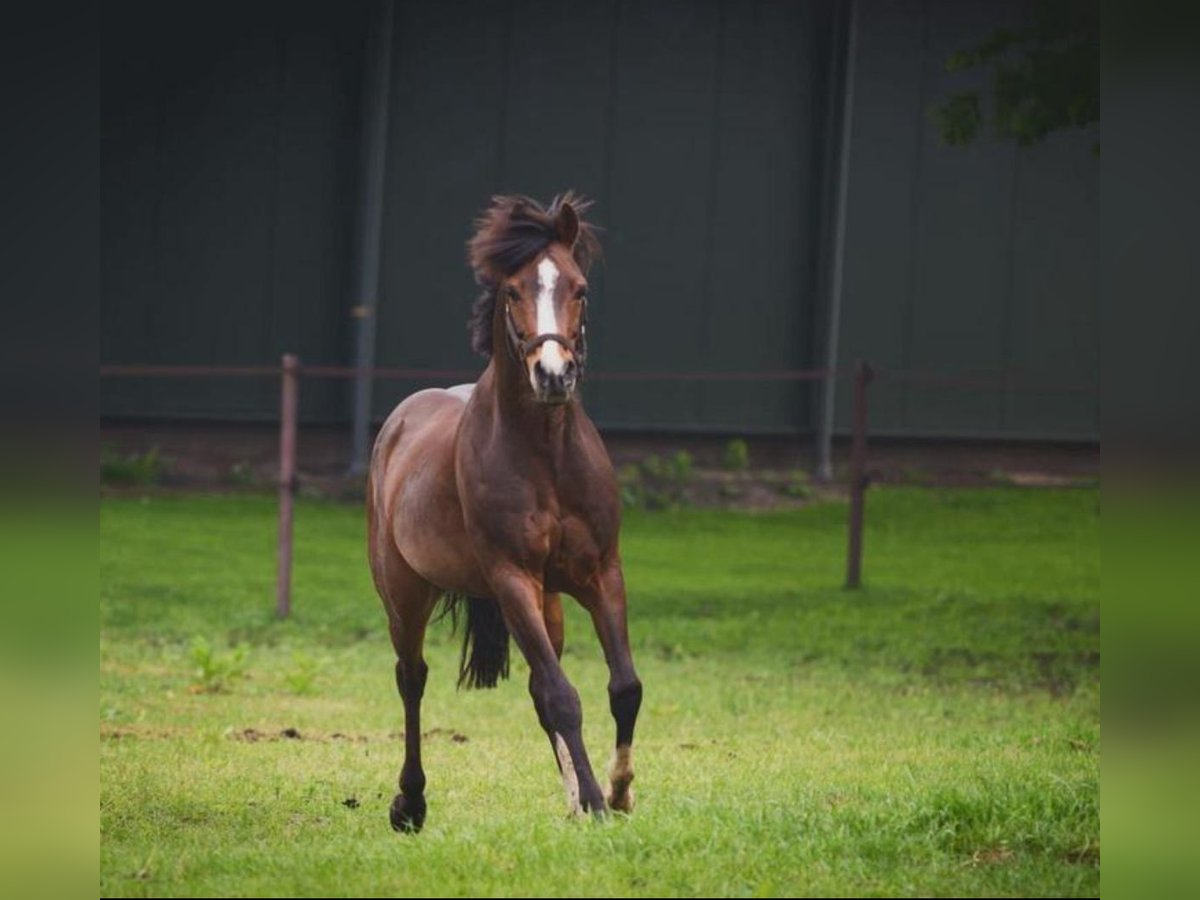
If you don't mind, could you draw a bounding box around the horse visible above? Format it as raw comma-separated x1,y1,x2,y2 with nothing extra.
366,193,642,832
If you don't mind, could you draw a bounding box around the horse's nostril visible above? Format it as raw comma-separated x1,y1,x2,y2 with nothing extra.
532,358,575,397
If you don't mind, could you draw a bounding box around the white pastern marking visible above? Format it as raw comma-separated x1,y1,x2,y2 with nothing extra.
535,258,565,375
607,744,635,812
610,745,633,782
554,733,582,814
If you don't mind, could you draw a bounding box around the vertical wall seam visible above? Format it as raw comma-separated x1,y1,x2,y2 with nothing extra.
262,26,288,413
147,29,169,417
695,0,728,426
816,0,857,477
811,0,845,454
347,0,395,473
600,0,621,237
900,0,930,430
493,2,514,190
998,143,1022,430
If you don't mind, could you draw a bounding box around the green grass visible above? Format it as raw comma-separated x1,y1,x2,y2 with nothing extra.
100,487,1099,897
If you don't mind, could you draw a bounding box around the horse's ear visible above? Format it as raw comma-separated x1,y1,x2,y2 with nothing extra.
555,202,580,249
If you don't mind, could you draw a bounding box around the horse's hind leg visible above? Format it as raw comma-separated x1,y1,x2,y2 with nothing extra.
376,550,437,833
578,563,643,813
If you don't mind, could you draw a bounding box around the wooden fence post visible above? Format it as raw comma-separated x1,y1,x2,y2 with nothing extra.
276,354,300,617
845,359,873,588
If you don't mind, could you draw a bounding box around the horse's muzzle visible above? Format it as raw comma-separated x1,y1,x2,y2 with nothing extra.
533,358,578,404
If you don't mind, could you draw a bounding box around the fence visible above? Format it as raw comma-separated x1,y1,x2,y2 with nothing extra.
100,355,1094,616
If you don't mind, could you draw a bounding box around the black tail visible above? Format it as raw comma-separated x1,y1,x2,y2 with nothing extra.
441,593,510,689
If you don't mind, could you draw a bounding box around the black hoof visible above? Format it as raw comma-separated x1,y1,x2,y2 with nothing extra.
581,793,609,820
389,793,426,833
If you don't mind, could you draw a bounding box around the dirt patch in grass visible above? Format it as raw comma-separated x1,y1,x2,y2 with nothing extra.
1063,842,1100,866
101,725,183,741
422,727,470,743
231,727,352,743
966,846,1015,866
224,727,470,744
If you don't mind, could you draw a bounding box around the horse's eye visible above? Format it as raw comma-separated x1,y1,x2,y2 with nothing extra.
507,289,521,304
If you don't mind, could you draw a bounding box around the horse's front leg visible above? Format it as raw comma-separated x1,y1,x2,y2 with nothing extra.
493,572,606,816
578,562,643,813
544,591,565,659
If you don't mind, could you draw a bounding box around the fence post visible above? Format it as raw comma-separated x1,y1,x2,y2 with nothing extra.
277,354,300,618
845,358,873,589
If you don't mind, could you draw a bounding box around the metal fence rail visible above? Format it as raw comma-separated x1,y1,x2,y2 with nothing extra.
101,355,1097,615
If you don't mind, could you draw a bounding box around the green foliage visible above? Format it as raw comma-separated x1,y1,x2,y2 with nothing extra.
933,0,1098,149
226,461,258,488
617,464,644,509
284,653,324,696
931,91,983,146
670,450,694,483
900,465,934,487
100,445,166,486
639,453,663,480
721,438,749,471
621,452,696,510
779,469,812,499
188,637,248,694
101,489,1098,896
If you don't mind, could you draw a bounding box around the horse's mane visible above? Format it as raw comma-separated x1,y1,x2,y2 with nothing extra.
466,192,601,357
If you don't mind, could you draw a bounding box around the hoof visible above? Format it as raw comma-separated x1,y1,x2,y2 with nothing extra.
575,799,607,821
566,803,608,823
389,793,426,833
606,782,635,814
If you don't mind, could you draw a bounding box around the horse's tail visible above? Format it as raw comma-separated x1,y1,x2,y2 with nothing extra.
440,593,510,689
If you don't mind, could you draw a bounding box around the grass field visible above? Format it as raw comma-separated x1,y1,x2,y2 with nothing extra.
100,487,1099,897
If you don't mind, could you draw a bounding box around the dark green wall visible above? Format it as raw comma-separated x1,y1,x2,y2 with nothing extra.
100,0,1098,440
369,0,829,433
833,0,1099,440
101,1,368,422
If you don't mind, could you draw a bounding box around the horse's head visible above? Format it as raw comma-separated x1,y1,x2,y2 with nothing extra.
467,193,600,404
503,238,588,403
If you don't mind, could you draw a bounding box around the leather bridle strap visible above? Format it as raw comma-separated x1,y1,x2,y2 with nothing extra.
519,332,575,355
505,302,585,361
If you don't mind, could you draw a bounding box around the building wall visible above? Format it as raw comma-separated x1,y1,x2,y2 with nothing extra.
100,0,1098,440
370,0,830,432
101,1,368,422
833,0,1099,440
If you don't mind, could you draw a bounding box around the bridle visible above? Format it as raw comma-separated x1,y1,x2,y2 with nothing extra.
504,294,588,372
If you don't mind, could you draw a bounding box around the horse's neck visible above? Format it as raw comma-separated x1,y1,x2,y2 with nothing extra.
477,357,578,467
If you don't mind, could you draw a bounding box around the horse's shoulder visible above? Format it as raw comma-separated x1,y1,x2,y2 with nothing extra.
388,385,476,427
375,386,474,463
397,383,474,411
444,383,475,402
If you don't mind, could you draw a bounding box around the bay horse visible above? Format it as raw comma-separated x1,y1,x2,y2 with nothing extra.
367,193,642,831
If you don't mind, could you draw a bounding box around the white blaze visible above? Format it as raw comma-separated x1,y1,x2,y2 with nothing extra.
535,257,565,375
